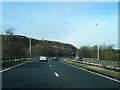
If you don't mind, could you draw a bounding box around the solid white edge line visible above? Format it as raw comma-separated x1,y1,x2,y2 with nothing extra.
54,72,60,77
0,60,34,73
60,61,120,83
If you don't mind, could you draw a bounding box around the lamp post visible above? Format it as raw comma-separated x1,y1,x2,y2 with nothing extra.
76,49,79,60
29,21,33,56
91,46,92,61
96,23,99,60
29,37,31,56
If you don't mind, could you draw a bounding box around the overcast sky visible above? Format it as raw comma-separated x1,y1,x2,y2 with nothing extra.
2,2,118,48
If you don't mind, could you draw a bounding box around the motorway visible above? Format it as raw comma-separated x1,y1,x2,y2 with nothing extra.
2,58,119,88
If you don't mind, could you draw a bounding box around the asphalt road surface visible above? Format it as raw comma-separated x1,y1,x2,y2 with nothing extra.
2,58,119,88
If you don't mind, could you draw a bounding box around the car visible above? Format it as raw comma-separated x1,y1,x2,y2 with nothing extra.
53,57,58,60
78,57,83,61
39,55,48,62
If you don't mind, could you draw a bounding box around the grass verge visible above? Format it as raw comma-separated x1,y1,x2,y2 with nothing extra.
2,58,35,69
61,59,120,80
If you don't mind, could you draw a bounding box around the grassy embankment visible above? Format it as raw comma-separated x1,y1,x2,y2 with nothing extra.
2,58,35,69
61,58,120,80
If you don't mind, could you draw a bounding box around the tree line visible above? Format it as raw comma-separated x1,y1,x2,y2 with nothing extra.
78,44,119,61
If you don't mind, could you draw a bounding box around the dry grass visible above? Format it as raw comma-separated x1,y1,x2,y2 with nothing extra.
62,59,120,80
2,58,35,69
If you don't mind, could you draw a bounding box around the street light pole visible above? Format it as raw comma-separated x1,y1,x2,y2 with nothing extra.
96,23,99,60
29,37,31,56
76,49,79,60
29,21,33,56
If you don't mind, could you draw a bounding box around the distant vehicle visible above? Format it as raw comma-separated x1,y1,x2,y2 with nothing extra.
53,57,58,60
39,55,48,62
78,57,83,61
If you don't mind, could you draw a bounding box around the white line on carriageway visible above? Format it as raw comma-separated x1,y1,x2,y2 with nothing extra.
54,72,60,77
60,61,120,83
49,65,52,67
0,60,34,73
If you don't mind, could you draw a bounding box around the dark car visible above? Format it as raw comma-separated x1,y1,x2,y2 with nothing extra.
78,57,83,61
53,57,58,60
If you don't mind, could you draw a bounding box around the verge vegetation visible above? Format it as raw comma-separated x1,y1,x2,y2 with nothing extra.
61,59,120,80
78,45,119,61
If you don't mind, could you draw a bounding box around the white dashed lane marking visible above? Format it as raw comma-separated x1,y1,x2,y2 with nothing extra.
54,72,60,77
49,65,52,67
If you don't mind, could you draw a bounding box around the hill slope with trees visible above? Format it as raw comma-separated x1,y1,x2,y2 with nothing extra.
2,35,77,59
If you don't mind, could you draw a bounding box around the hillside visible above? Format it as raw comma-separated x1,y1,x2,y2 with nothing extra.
1,35,77,59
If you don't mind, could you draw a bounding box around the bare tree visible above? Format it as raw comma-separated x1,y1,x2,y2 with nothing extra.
5,27,15,35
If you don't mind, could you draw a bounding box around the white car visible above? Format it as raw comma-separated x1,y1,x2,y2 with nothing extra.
39,56,48,62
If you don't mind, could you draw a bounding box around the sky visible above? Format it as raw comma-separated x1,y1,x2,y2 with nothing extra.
2,2,118,48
